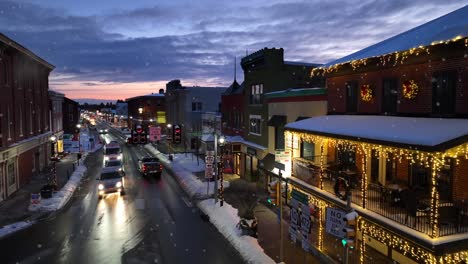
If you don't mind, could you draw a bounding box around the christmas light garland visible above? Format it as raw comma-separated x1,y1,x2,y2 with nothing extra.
360,84,373,102
402,80,419,99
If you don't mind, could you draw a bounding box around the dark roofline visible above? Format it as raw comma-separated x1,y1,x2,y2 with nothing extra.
284,126,468,153
284,60,323,67
0,33,55,70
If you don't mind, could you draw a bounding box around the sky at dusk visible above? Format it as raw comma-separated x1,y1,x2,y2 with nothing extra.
1,0,467,102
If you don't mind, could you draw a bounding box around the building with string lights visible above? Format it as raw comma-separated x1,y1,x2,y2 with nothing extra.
277,6,468,264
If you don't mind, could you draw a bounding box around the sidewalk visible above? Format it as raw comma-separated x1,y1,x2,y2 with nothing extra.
224,179,327,264
0,153,78,229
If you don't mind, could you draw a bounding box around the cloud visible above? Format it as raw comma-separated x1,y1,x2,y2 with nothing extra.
0,0,466,100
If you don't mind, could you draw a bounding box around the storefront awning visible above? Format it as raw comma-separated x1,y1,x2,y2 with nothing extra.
259,153,276,171
285,115,468,152
267,115,287,127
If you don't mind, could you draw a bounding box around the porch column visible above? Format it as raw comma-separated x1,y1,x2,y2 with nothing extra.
430,157,441,238
319,141,324,190
360,147,369,209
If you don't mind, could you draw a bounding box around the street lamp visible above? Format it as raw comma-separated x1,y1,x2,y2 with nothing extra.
218,135,226,206
167,123,173,159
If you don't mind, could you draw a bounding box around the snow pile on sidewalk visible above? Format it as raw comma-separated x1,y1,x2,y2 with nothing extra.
198,199,275,264
145,144,229,198
28,143,101,212
28,164,87,212
0,221,35,238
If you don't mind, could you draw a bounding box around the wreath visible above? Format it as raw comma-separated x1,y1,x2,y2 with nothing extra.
402,80,419,99
334,177,350,201
360,84,373,102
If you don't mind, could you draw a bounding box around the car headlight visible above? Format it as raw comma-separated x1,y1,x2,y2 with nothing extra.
115,181,122,188
98,184,104,190
105,129,108,132
117,154,122,160
104,156,109,161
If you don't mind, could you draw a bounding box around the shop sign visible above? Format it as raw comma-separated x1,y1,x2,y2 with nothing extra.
325,207,346,238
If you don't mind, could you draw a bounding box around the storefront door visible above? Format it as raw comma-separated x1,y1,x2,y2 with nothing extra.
0,163,4,202
7,159,17,195
234,153,240,175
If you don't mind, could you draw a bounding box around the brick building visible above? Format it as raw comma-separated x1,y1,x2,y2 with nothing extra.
239,47,323,181
281,6,468,263
126,89,166,132
62,97,80,134
0,33,54,201
49,90,64,157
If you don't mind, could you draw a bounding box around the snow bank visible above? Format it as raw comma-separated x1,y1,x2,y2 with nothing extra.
0,221,35,238
28,143,101,212
29,164,87,212
198,199,275,264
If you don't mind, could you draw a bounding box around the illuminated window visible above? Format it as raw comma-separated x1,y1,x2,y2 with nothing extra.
156,111,166,123
250,84,263,104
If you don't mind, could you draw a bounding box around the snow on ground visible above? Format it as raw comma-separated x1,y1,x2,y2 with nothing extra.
28,143,102,213
145,144,230,198
145,144,270,264
0,221,35,238
198,199,275,264
28,165,87,212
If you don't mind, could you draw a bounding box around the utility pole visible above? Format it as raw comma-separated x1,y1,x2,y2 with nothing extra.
279,170,284,262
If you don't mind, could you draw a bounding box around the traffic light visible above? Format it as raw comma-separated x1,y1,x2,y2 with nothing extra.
132,130,139,144
139,130,147,144
267,180,279,205
342,211,358,249
173,125,181,144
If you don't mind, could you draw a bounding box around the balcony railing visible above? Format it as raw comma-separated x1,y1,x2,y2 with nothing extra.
293,159,468,237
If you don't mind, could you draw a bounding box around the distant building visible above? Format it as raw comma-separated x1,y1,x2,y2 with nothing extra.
0,33,55,201
62,97,80,134
126,89,166,131
165,80,227,150
239,47,323,181
49,91,64,156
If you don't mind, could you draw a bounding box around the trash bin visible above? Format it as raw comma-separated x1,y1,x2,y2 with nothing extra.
40,185,54,199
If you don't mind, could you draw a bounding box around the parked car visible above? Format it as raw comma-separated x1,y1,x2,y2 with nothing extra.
138,157,163,177
121,127,131,135
125,134,132,144
97,167,125,199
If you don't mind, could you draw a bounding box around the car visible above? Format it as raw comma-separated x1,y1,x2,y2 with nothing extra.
97,167,125,199
89,124,96,130
103,141,122,163
138,156,163,177
121,127,131,135
104,159,124,173
124,134,132,144
99,128,109,134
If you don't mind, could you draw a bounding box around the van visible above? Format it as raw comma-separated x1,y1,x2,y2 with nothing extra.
103,141,122,163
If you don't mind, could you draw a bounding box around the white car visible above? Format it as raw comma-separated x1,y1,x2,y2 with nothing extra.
121,128,131,135
97,167,125,199
104,159,124,172
99,128,109,134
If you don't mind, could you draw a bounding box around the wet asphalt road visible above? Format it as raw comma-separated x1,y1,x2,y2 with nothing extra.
0,126,244,264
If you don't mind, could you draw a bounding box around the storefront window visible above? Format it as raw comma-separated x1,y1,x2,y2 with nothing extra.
7,161,15,186
300,141,315,161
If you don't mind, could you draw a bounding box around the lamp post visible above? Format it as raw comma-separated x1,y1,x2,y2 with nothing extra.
167,123,172,158
274,162,286,262
218,135,226,206
49,135,58,187
50,135,57,158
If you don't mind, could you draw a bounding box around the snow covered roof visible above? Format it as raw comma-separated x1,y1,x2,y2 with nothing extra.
285,115,468,151
324,5,468,67
264,87,326,98
284,61,322,67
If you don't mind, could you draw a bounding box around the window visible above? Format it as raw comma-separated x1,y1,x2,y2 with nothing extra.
275,126,285,150
432,71,456,115
250,84,263,104
157,111,166,123
301,141,315,161
7,106,11,140
192,102,202,111
346,81,358,112
382,78,398,114
29,102,33,134
249,115,261,135
19,106,23,137
7,161,15,187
